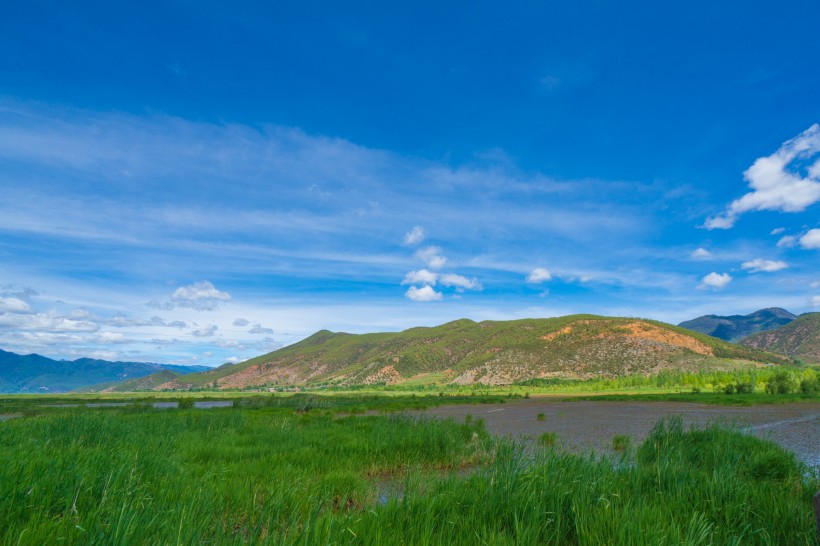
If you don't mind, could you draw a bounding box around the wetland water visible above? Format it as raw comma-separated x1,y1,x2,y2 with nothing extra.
421,399,820,468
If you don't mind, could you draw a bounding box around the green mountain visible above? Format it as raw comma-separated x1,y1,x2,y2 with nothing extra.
740,312,820,364
157,315,791,390
0,349,208,393
678,308,796,342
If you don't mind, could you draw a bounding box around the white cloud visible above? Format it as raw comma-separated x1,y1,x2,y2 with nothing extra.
191,324,218,337
705,124,820,229
0,297,31,313
0,312,100,332
403,226,425,245
401,269,438,286
691,248,712,260
777,235,797,248
95,332,127,343
404,285,443,302
439,273,482,291
770,227,785,235
810,296,820,307
740,259,788,273
698,272,732,290
232,318,250,326
248,323,274,334
415,246,447,269
171,280,231,311
799,229,820,249
526,268,552,283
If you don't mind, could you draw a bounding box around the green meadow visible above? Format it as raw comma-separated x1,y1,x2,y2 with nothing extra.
1,395,817,545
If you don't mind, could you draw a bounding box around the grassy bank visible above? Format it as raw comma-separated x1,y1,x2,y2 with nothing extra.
0,400,817,544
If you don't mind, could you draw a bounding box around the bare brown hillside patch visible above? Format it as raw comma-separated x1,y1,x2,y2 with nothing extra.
619,321,713,356
363,365,402,385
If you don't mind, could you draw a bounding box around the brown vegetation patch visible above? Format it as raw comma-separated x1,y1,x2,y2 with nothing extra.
619,321,713,356
363,365,402,385
541,326,574,341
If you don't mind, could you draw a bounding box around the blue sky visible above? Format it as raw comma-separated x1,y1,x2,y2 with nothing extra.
1,1,819,365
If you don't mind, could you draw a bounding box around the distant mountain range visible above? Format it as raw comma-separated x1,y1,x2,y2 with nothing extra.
150,315,790,390
0,349,209,393
740,313,820,364
678,308,796,342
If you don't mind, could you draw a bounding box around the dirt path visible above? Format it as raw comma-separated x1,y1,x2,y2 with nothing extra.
419,399,820,468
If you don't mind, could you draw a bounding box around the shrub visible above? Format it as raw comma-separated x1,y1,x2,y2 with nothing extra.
536,413,545,421
799,377,818,394
538,432,557,447
178,398,195,409
765,371,797,394
612,435,631,452
723,384,735,395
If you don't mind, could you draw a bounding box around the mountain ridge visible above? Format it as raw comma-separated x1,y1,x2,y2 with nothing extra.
0,349,208,393
678,308,796,342
740,312,820,364
154,315,793,390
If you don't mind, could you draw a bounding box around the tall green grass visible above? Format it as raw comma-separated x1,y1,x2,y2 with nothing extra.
0,405,816,544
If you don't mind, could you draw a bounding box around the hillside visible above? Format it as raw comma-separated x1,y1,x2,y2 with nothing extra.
79,370,183,393
0,349,208,393
158,315,792,390
678,308,796,342
740,313,820,364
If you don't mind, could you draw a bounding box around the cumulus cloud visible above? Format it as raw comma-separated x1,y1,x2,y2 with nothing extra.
232,318,250,326
191,324,218,337
415,246,447,269
402,269,438,286
770,227,785,235
800,229,820,249
172,280,231,311
705,124,820,229
698,272,732,290
740,259,788,273
526,268,552,283
248,323,274,334
403,226,425,245
405,285,443,302
0,297,31,313
691,248,712,260
811,296,820,307
777,235,797,248
439,273,482,291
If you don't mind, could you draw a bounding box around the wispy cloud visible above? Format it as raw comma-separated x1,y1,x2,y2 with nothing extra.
191,324,219,337
415,246,447,269
526,268,552,283
439,274,482,291
740,259,788,273
403,226,425,245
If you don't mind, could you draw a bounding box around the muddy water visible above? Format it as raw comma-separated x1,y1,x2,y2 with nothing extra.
421,399,820,468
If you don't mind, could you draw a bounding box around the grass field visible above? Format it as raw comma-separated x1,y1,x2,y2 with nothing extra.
1,396,817,544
